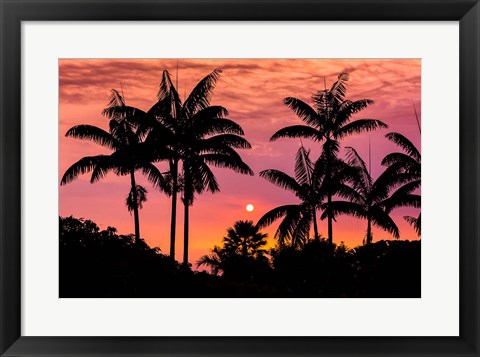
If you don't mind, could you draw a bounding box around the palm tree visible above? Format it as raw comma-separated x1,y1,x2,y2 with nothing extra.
381,132,421,235
324,147,403,244
222,220,268,258
197,220,268,275
146,70,182,259
61,89,166,244
148,69,253,265
257,145,350,248
271,73,388,246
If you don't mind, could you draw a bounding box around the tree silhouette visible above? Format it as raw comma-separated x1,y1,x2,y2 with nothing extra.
381,132,421,235
197,220,268,278
324,147,401,244
148,69,253,264
222,220,268,258
61,89,166,244
144,70,181,259
271,73,387,246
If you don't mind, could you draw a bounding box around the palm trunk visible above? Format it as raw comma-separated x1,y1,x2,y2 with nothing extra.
130,169,141,245
169,159,178,259
183,199,189,265
325,140,333,247
183,166,191,266
312,207,320,243
327,193,333,246
366,216,372,245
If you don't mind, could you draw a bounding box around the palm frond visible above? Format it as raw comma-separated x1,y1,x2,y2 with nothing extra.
334,99,374,127
329,72,350,105
370,206,400,239
275,206,304,246
184,69,222,116
381,152,419,169
381,181,421,211
65,125,118,150
185,158,220,195
294,146,314,186
191,105,229,121
256,204,299,229
259,169,300,194
60,155,110,185
89,157,121,183
290,210,312,248
201,153,254,176
200,134,252,150
106,89,125,108
404,213,421,235
385,132,421,162
283,97,320,128
320,201,366,220
194,118,245,137
312,72,349,111
270,125,323,142
345,146,372,194
138,162,168,193
157,70,179,102
336,119,388,139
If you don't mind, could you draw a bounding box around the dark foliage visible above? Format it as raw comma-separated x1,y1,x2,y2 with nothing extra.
60,216,420,298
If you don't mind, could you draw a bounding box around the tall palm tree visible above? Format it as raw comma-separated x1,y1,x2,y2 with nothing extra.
324,147,404,244
146,70,182,259
61,89,166,244
148,69,253,264
197,220,268,275
381,132,421,235
271,73,388,246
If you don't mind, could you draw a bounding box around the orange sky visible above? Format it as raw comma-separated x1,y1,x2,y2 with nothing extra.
59,59,421,267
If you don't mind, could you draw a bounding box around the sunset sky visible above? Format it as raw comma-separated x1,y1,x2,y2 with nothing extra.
59,59,421,267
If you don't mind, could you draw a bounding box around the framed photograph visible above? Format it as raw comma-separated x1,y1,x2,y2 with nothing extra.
1,0,479,356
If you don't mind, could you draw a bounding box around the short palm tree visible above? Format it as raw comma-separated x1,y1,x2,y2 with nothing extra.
325,147,403,245
148,69,253,264
222,220,268,258
197,220,268,275
271,73,388,246
61,89,166,244
381,132,421,235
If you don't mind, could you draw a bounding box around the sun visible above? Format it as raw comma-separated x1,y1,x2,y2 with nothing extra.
246,203,254,212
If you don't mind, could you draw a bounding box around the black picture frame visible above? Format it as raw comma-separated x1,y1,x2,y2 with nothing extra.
1,0,479,356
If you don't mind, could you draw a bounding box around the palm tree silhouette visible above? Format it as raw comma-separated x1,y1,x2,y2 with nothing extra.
270,73,387,246
197,220,268,274
324,147,401,245
223,220,268,258
257,146,336,247
148,69,253,264
145,70,182,259
61,89,166,244
381,132,421,235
